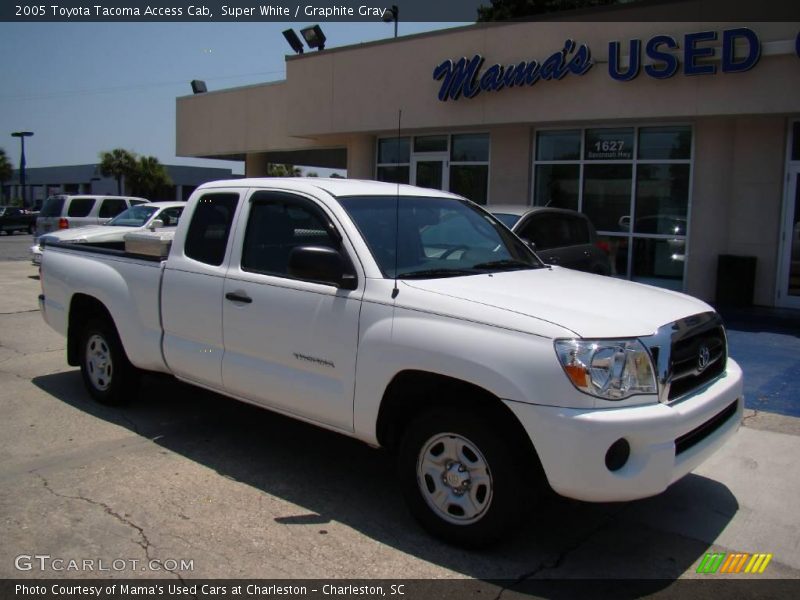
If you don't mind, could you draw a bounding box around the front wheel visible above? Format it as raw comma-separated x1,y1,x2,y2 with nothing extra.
398,409,529,547
79,319,139,405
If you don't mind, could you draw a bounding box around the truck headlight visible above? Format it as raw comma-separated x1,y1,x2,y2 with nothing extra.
554,339,657,400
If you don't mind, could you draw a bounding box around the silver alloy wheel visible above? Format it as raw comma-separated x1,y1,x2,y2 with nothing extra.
85,333,113,392
416,432,494,525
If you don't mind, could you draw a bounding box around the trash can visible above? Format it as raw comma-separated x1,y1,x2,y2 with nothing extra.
716,255,757,307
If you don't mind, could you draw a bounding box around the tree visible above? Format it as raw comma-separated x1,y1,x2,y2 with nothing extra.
0,148,12,203
305,171,319,177
265,164,301,177
477,0,624,20
99,148,137,195
128,156,172,199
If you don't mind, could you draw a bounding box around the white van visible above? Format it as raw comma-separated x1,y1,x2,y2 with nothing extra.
35,195,149,239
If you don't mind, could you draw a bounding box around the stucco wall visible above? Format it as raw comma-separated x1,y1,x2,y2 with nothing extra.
687,116,786,305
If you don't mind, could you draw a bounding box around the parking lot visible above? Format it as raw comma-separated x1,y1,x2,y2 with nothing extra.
1,231,798,590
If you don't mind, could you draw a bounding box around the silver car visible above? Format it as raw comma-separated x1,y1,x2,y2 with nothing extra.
32,201,184,265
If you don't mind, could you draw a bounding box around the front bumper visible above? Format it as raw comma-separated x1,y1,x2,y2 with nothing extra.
505,359,743,502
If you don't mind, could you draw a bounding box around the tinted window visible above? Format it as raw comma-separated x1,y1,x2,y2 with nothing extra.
536,130,581,161
242,194,338,278
377,137,410,164
451,133,489,162
67,198,96,217
99,199,127,218
520,215,577,250
40,197,65,217
130,200,148,206
184,193,239,266
158,207,183,227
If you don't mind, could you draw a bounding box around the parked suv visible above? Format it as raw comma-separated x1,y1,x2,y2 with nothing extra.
490,205,611,275
35,195,149,239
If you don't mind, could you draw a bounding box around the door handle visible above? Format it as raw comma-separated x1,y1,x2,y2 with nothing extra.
225,292,252,304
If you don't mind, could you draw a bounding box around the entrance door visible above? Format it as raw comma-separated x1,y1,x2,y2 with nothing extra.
411,154,448,191
778,167,800,308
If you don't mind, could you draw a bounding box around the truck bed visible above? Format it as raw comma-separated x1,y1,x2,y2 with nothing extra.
40,242,170,373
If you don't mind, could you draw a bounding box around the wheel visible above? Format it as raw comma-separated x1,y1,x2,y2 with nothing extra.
398,409,530,547
79,318,139,405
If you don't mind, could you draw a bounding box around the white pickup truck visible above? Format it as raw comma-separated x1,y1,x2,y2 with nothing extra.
39,178,743,546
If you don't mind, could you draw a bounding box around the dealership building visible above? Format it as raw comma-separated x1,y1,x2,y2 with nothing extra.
176,9,800,309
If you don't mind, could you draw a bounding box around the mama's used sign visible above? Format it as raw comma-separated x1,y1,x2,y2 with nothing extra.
433,28,770,102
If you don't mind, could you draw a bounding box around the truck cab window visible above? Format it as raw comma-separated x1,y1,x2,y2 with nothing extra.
184,193,239,266
242,196,339,278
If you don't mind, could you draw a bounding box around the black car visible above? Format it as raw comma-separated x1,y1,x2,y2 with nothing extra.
489,205,611,275
0,206,35,235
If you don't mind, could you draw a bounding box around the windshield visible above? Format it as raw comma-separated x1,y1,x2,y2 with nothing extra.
339,196,541,279
107,205,158,227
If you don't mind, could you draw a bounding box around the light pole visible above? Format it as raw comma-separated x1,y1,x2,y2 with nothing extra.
11,131,33,207
383,5,398,38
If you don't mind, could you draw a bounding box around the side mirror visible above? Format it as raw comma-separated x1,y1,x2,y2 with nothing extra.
149,219,164,231
288,246,357,290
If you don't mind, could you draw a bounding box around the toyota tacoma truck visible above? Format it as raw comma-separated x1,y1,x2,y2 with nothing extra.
39,178,743,546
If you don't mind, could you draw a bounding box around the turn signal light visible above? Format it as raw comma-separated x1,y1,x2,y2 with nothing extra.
58,218,69,230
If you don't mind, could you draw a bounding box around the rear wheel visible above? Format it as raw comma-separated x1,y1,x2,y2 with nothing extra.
398,409,532,547
79,318,139,405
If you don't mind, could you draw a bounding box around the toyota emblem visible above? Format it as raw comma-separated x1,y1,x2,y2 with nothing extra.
698,345,711,372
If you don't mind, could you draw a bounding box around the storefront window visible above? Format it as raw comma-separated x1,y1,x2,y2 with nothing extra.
376,165,410,184
451,134,489,162
378,133,490,205
585,128,634,160
793,122,800,162
638,126,692,160
583,164,633,232
534,125,692,290
450,164,488,205
377,137,410,164
634,164,690,235
414,135,448,153
534,164,579,211
536,130,580,161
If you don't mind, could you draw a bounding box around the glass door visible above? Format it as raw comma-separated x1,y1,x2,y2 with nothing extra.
411,154,448,191
778,167,800,308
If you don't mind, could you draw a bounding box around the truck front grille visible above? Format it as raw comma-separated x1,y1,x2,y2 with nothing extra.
668,325,727,400
641,312,728,404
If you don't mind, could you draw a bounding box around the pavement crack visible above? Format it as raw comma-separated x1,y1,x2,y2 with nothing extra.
0,308,41,315
34,472,185,582
494,506,630,600
742,410,759,427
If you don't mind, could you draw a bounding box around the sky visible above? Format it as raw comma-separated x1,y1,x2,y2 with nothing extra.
0,21,467,176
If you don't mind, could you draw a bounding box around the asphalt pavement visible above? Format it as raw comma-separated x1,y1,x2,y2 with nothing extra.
0,233,798,593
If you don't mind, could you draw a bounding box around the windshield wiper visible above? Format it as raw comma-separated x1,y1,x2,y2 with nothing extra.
396,268,480,279
471,259,539,271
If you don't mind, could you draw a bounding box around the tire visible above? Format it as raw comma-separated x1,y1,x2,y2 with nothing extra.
398,409,531,547
79,318,139,405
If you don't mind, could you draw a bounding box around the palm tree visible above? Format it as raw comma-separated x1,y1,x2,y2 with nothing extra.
129,156,172,199
266,164,301,177
99,148,137,195
0,149,12,203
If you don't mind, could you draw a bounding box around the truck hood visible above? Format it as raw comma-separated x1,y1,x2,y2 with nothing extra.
40,225,138,243
402,266,712,338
